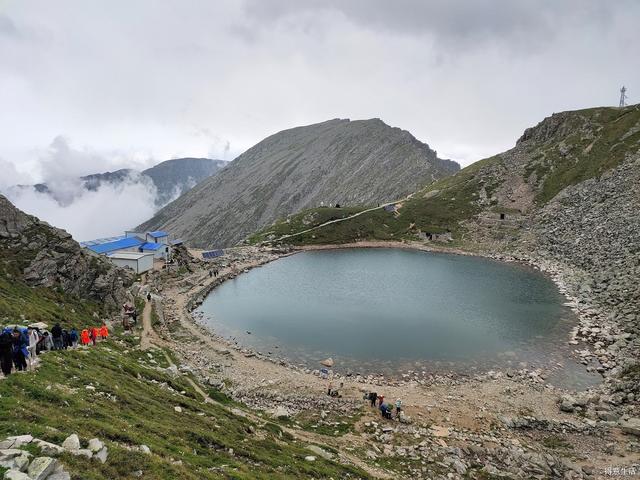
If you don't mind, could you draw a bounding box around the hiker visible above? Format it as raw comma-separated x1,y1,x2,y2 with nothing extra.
38,331,53,352
0,328,13,376
100,323,109,339
395,399,402,419
91,326,100,345
27,328,39,368
385,403,394,419
369,392,378,407
379,402,387,418
80,328,90,346
12,328,29,371
51,322,63,350
69,327,79,348
147,292,152,302
62,329,71,349
209,270,213,278
327,381,333,396
377,394,385,407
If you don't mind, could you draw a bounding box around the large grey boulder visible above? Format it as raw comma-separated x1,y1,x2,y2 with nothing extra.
32,439,64,456
27,457,58,480
61,434,80,452
619,417,640,436
3,470,31,480
87,438,104,453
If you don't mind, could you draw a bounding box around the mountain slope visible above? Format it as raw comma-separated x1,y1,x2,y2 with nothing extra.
252,105,640,249
0,194,133,319
142,158,228,205
138,118,459,247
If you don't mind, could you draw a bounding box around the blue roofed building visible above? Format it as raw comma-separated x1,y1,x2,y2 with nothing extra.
145,231,169,245
140,241,170,259
82,230,173,268
86,236,144,255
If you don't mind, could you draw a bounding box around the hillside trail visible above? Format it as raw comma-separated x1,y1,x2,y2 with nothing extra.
141,305,394,479
270,193,414,244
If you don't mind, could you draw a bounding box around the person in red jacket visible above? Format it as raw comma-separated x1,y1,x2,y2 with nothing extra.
100,324,109,340
91,326,100,345
80,329,90,346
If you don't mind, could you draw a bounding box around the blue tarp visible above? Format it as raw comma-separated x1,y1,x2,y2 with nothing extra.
147,230,168,239
87,237,143,254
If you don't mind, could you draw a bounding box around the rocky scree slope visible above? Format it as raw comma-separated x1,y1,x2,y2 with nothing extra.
138,118,459,247
0,194,133,318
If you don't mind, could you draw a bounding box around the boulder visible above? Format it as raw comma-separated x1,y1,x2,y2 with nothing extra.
272,406,290,418
306,445,333,460
3,471,31,480
95,447,109,464
47,473,71,480
76,449,93,459
139,445,151,455
61,434,80,452
87,438,104,453
3,436,33,449
27,457,58,480
320,358,334,368
619,418,640,436
304,455,316,462
559,395,576,413
32,439,64,456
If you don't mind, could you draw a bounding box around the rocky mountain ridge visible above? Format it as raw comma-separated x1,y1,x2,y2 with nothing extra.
0,194,133,313
138,118,459,247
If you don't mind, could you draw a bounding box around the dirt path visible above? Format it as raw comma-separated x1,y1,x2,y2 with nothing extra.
140,298,153,351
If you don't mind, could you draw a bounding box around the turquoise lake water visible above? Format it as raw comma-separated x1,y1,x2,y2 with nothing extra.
197,249,600,388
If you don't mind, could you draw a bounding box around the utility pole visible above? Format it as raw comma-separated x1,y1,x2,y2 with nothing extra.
619,86,627,107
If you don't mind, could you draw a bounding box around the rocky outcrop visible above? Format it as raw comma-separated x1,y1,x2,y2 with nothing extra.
0,433,108,480
0,195,133,309
138,118,459,247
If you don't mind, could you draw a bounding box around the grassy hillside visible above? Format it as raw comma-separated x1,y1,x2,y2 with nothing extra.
250,105,640,247
0,333,367,479
520,105,640,203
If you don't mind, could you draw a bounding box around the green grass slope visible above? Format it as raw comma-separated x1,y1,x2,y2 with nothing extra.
0,335,367,479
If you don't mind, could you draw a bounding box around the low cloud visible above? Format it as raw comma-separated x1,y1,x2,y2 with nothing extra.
5,177,158,241
1,136,163,241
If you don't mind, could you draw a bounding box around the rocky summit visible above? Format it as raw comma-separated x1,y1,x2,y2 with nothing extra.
138,118,459,248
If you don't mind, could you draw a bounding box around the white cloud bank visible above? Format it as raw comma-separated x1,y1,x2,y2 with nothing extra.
2,137,160,241
5,179,157,242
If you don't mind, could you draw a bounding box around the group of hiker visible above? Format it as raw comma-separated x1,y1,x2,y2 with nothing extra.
366,391,403,420
208,269,220,278
0,322,109,378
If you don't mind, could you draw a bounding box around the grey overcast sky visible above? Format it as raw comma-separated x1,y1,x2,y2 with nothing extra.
1,0,639,184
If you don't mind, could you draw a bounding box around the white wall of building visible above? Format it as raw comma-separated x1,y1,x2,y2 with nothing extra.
108,254,154,274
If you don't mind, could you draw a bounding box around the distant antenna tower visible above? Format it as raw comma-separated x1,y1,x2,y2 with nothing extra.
619,85,628,107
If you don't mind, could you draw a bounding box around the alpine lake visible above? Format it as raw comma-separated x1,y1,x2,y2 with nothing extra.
196,248,601,389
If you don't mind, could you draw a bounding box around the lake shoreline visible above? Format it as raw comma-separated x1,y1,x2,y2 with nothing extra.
184,242,600,390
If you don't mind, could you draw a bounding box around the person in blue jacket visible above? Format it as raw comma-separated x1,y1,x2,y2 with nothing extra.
12,328,29,371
